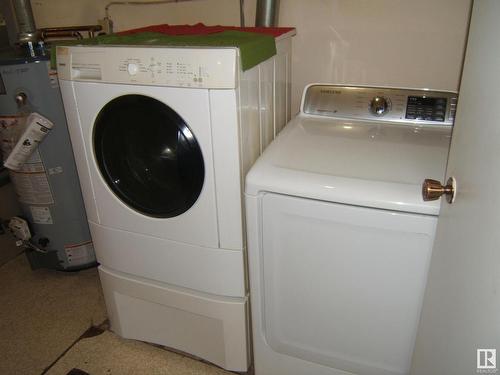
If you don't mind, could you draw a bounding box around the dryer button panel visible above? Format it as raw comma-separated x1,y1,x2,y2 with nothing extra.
302,84,458,126
405,96,447,122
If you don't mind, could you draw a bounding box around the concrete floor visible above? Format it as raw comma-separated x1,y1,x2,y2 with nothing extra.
0,234,23,266
46,329,231,375
0,254,233,375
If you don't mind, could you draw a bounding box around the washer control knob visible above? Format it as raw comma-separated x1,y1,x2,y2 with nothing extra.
370,96,390,116
127,63,139,76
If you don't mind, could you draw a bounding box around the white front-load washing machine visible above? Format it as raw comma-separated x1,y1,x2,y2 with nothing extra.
246,84,457,375
56,35,293,372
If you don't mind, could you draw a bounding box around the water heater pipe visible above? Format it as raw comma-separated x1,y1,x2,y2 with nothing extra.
11,0,37,39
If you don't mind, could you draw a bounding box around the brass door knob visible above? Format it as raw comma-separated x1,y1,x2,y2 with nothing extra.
422,177,456,203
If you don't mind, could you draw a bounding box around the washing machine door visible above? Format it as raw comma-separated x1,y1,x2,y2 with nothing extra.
93,94,204,218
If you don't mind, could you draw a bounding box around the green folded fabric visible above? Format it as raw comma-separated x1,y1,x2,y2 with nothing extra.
51,30,276,71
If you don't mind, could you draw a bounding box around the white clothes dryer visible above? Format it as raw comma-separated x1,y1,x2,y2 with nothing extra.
245,84,457,375
56,33,293,372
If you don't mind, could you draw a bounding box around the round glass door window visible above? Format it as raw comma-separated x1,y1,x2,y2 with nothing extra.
93,95,204,218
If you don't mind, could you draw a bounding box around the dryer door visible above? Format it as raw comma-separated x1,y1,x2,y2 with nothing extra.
93,94,204,218
257,192,437,375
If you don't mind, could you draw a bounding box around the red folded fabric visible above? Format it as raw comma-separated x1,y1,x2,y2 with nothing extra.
118,23,295,38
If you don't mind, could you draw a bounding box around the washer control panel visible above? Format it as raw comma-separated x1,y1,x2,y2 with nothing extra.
56,45,239,89
303,85,458,126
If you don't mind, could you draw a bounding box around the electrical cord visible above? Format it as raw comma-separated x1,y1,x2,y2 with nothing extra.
18,239,47,254
1,218,47,253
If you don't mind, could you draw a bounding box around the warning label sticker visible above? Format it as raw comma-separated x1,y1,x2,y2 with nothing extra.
46,61,59,88
0,116,23,158
9,170,54,204
1,116,53,205
18,149,45,173
64,241,95,266
1,116,46,173
30,206,53,224
48,166,63,175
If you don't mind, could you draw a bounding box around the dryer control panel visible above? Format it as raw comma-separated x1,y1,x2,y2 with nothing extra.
302,85,458,126
56,45,238,89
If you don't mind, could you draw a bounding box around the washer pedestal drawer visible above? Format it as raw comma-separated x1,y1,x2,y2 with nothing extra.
99,266,250,372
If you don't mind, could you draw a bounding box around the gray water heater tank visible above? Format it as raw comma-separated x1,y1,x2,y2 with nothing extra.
0,52,96,270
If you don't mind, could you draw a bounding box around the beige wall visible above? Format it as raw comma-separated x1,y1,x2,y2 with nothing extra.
31,0,242,29
31,0,471,113
277,0,471,112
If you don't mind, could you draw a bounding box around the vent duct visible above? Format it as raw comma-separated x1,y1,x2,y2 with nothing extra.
255,0,280,27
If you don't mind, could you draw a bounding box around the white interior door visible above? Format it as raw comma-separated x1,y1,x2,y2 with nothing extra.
411,1,500,374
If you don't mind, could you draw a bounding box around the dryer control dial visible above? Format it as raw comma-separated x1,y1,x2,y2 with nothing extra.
127,63,139,76
370,96,390,116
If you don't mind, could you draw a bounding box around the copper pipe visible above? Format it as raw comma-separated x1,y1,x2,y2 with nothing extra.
40,30,84,40
39,25,102,39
